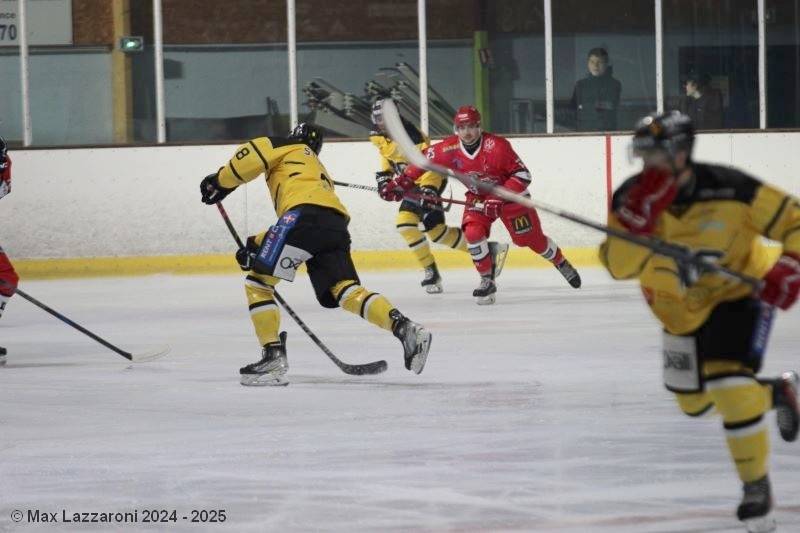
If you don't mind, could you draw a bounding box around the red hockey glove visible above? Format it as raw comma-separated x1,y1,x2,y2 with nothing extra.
379,174,414,202
482,196,504,218
615,167,678,234
0,154,11,200
759,252,800,310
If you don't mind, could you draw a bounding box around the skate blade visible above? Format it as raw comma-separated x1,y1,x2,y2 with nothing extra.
240,373,289,387
744,513,776,533
476,294,496,305
409,330,432,375
491,243,510,280
130,344,171,363
424,284,443,294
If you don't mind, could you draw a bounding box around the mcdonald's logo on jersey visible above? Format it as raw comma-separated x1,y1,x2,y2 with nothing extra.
512,214,532,234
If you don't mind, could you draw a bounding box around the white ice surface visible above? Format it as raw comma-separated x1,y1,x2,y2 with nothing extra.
1,267,798,533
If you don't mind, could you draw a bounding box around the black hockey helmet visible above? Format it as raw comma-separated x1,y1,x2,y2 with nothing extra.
632,111,695,158
288,123,323,155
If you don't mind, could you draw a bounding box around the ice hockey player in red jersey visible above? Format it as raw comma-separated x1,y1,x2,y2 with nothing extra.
380,105,581,304
0,136,19,365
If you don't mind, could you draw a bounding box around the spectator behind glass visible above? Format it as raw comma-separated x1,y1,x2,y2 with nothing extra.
570,47,622,132
679,71,723,130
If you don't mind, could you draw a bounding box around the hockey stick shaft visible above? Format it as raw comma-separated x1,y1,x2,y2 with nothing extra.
380,99,762,289
332,180,468,207
0,278,136,360
214,202,388,375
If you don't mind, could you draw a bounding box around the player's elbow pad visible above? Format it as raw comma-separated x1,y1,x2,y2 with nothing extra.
505,176,529,194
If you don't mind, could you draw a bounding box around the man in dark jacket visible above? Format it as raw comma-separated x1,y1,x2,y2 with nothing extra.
570,47,622,132
679,71,723,130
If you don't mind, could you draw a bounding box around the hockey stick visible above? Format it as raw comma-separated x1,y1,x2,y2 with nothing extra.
215,201,388,376
380,99,763,289
0,279,170,362
332,180,463,209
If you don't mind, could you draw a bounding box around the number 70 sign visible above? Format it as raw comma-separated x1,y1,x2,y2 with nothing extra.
0,0,72,47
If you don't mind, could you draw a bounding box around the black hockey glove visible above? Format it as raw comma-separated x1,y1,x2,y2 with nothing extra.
375,170,394,198
235,236,260,271
200,172,235,205
417,186,440,210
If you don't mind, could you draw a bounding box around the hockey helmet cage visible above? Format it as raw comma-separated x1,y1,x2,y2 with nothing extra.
632,111,695,157
288,123,323,155
453,105,481,127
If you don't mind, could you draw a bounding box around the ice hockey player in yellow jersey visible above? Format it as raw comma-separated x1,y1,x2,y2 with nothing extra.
200,123,432,386
600,111,800,533
369,99,508,294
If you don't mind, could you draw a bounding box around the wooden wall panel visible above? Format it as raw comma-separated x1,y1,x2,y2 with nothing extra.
73,0,114,45
74,0,476,45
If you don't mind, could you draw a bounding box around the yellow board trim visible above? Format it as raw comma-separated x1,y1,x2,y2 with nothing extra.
14,248,604,280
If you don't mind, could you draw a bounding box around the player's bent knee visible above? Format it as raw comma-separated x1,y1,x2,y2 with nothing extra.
675,391,714,417
463,224,485,243
422,211,445,231
706,376,769,423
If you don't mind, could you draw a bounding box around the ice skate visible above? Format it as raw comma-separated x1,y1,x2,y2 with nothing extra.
240,332,289,386
774,371,799,442
737,475,776,532
489,242,509,280
0,346,5,367
555,258,582,288
421,264,443,294
391,310,432,374
473,276,497,305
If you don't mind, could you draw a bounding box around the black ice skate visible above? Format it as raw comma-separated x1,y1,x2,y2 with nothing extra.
488,242,509,280
0,346,5,367
240,331,289,386
421,264,443,294
473,276,497,305
555,258,582,288
774,371,799,442
390,310,432,374
736,475,776,533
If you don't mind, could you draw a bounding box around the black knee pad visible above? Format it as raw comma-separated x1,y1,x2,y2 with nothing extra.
422,209,445,231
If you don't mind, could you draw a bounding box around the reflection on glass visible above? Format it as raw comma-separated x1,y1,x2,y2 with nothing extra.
664,0,758,130
553,1,655,133
143,3,287,143
767,0,800,127
295,1,473,139
0,48,23,144
487,1,545,134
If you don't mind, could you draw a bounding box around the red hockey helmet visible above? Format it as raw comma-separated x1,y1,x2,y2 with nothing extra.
453,105,481,127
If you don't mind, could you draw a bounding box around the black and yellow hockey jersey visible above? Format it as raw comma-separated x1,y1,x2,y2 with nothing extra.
369,119,442,190
600,162,800,334
217,137,349,219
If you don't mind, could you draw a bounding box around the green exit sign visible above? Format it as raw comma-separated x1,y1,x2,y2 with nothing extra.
119,36,144,53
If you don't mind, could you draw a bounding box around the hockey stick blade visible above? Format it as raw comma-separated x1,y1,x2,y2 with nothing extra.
380,99,763,289
0,280,171,363
129,344,172,363
339,358,388,375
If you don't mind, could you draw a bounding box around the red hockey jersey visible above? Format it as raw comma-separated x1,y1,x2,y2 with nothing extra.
403,132,532,199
